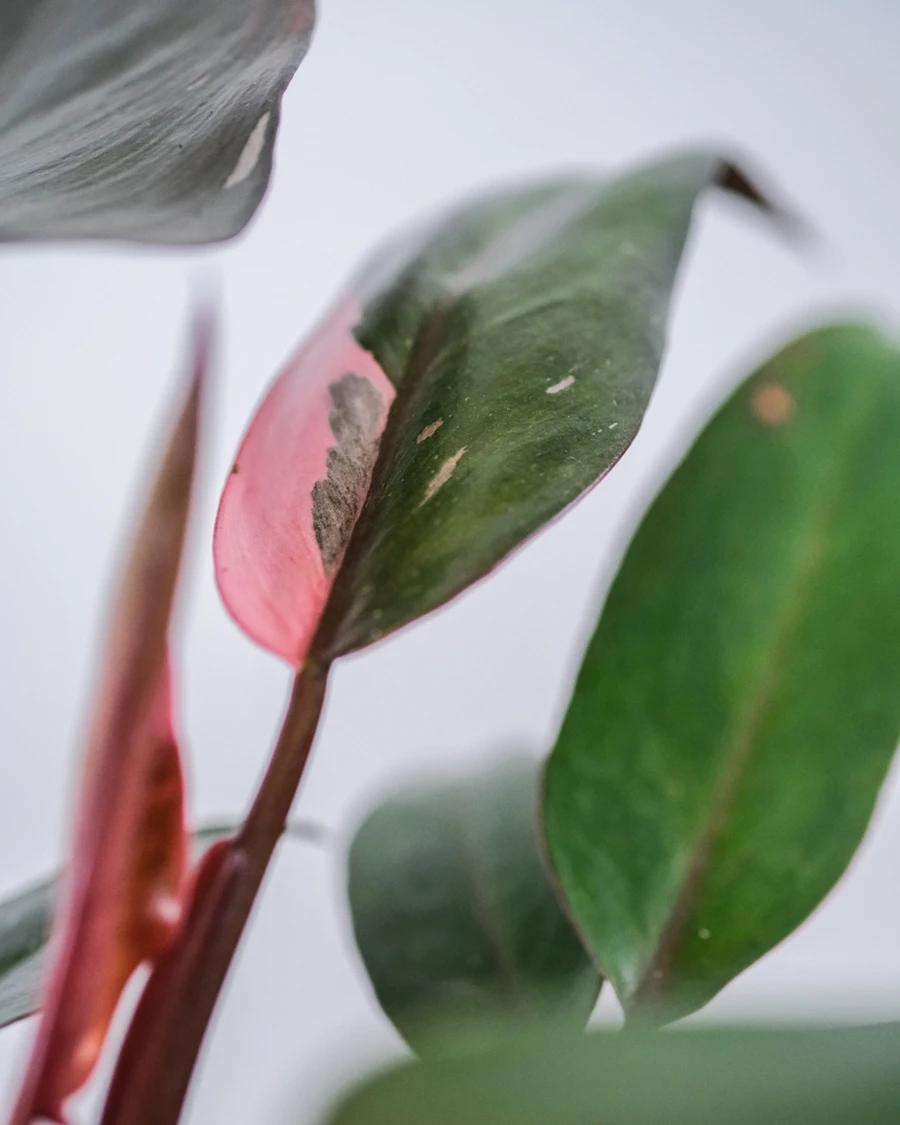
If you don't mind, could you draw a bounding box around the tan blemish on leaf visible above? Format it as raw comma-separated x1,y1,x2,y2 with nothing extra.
420,447,467,507
752,382,795,426
546,375,575,395
224,112,271,189
417,419,444,443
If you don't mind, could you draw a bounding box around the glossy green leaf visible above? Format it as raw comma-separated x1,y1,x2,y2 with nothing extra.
215,150,791,667
324,1021,900,1125
543,324,900,1024
347,758,600,1052
0,0,314,243
0,825,237,1031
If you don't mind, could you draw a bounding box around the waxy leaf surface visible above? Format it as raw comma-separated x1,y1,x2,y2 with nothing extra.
10,329,206,1124
347,758,599,1052
325,1022,900,1125
543,324,900,1024
216,150,785,666
0,0,314,243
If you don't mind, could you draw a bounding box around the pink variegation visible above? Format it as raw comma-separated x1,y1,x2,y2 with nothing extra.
214,298,395,665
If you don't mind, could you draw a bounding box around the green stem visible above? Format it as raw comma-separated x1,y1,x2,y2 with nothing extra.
99,663,330,1125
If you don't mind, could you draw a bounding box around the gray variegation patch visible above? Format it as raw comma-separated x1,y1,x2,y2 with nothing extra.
313,374,385,575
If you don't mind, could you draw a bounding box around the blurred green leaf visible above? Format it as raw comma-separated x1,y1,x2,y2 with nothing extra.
544,324,900,1023
0,878,54,1030
347,758,600,1052
0,824,237,1029
311,150,791,660
324,1021,900,1125
0,0,314,243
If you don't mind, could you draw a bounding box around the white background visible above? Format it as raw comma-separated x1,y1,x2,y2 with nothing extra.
1,0,900,1121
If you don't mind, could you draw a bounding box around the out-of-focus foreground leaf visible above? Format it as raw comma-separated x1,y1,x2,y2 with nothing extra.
544,324,900,1025
0,0,315,243
324,1021,900,1125
347,758,600,1053
9,325,208,1125
216,149,789,666
0,826,236,1033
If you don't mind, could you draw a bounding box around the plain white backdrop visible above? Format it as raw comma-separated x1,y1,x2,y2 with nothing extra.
1,1,900,1121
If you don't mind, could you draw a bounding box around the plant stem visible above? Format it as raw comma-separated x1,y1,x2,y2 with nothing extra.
100,662,330,1125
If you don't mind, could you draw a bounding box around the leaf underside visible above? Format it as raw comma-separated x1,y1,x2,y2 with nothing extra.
543,323,900,1023
0,0,314,243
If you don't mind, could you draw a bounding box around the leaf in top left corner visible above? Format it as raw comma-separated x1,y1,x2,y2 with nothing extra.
0,0,315,243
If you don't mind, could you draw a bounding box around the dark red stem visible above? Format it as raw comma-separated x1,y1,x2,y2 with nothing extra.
100,663,330,1125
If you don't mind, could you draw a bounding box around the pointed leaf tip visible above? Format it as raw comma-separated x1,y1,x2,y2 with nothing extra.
9,325,210,1124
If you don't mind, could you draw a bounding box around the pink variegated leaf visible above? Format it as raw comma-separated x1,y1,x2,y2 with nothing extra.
215,150,790,666
215,298,395,666
10,322,208,1125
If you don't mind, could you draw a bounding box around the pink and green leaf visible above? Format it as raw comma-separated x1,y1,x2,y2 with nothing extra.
215,149,791,667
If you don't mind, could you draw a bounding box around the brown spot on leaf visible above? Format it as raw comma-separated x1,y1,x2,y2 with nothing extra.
312,374,385,575
751,382,795,426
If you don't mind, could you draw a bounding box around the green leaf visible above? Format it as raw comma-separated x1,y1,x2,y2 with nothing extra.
0,824,237,1030
215,149,792,667
347,758,600,1053
543,324,900,1024
317,152,790,659
0,0,314,243
324,1021,900,1125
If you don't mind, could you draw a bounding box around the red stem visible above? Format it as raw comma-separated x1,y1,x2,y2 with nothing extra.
100,663,330,1125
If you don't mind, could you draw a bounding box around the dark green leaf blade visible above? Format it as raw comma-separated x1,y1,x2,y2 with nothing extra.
315,150,788,659
324,1022,900,1125
543,324,900,1024
0,0,314,243
347,758,600,1052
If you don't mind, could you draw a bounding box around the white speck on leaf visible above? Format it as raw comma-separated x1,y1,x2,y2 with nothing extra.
546,375,575,395
417,419,444,443
224,112,271,189
420,447,467,506
698,928,711,940
187,74,210,91
608,422,618,430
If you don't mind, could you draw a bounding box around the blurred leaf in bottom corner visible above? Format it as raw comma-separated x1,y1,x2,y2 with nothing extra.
346,757,600,1052
323,1022,900,1125
543,322,900,1025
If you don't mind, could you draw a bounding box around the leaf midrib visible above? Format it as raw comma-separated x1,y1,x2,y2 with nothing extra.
630,381,874,1016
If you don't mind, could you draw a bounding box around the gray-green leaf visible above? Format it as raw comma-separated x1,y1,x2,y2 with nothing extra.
543,324,900,1024
0,0,314,243
347,758,600,1052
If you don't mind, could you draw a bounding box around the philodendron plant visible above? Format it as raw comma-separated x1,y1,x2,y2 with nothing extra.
1,4,900,1125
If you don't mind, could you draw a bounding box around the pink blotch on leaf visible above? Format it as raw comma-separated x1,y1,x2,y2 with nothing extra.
214,297,395,665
